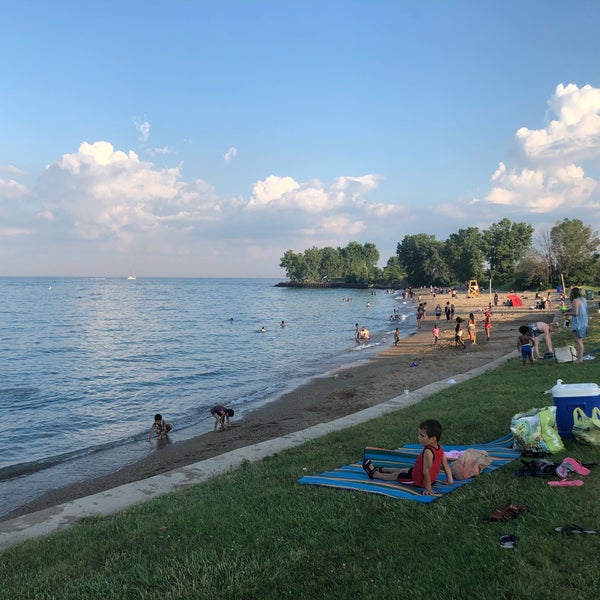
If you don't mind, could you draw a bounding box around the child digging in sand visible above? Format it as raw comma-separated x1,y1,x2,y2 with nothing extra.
362,419,454,495
148,413,173,440
211,405,235,430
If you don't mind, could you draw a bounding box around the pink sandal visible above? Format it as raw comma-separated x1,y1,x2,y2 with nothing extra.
548,479,584,487
561,458,591,476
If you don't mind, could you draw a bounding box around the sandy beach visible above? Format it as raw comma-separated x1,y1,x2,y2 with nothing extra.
3,290,559,521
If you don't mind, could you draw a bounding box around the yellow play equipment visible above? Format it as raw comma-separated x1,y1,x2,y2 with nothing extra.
466,279,480,298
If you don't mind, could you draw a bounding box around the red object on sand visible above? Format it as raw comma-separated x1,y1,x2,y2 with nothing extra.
507,294,523,307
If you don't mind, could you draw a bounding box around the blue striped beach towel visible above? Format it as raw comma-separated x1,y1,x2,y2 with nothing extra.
297,434,520,503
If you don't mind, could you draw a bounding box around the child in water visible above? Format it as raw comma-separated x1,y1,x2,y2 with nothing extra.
148,413,173,440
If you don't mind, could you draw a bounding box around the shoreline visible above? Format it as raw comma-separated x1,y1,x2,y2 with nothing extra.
3,295,559,521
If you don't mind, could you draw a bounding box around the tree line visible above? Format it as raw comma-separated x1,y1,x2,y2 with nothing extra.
279,218,600,288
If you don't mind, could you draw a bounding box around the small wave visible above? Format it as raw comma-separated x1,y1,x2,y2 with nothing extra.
0,433,145,482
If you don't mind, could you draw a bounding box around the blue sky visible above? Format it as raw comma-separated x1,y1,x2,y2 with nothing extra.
1,1,600,277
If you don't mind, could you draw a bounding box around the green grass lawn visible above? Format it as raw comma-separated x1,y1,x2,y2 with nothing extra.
1,320,600,599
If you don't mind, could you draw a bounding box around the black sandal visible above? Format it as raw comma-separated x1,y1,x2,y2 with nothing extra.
362,459,377,479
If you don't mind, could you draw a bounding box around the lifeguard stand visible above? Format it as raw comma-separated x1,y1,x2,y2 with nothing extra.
466,280,480,298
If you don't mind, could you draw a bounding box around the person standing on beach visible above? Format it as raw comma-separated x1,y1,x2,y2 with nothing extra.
517,329,535,366
394,328,400,346
454,318,465,349
211,405,235,431
432,324,440,345
467,313,476,344
565,287,589,362
416,304,425,329
445,302,451,321
494,292,499,307
355,323,360,344
484,310,492,341
435,304,442,320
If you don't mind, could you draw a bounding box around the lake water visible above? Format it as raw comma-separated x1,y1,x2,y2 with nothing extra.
0,277,417,516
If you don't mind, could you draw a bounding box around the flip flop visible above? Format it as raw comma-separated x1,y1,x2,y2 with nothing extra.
489,508,507,521
362,459,377,479
499,534,517,549
547,479,584,487
562,458,591,476
488,503,528,521
504,503,528,517
554,525,599,535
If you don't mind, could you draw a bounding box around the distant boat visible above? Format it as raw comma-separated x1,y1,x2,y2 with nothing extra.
127,270,136,280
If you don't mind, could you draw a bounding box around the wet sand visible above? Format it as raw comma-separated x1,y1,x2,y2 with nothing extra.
4,291,559,521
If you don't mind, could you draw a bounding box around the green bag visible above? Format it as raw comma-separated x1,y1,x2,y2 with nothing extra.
572,407,600,446
511,406,565,454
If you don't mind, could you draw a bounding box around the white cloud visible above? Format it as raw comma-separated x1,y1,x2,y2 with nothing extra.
150,146,172,155
0,227,32,237
36,141,221,241
0,165,25,176
248,175,300,206
223,146,238,163
0,177,30,199
0,140,403,275
299,216,366,236
134,120,151,143
483,83,600,216
247,174,384,215
0,141,398,264
516,83,600,163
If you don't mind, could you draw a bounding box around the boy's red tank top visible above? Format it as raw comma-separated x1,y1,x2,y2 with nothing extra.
412,444,444,487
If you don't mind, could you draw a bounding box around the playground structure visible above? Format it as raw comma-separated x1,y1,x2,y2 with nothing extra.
466,279,480,298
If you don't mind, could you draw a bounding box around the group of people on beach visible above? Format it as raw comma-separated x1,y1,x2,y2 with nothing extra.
444,310,491,349
517,286,589,365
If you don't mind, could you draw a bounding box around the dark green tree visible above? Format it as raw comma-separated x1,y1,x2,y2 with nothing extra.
279,250,307,281
340,242,380,283
319,246,344,280
381,256,406,283
482,219,534,285
303,247,322,281
444,227,485,283
396,234,450,286
513,248,549,290
549,218,600,285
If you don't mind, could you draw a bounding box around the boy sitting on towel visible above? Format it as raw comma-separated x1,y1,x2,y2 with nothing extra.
362,419,453,495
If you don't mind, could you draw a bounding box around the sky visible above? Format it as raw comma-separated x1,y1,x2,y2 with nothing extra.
1,1,600,278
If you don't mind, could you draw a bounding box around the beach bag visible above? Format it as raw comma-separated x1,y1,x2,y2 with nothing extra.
511,406,565,454
516,458,558,477
572,407,600,446
450,449,493,480
554,346,577,363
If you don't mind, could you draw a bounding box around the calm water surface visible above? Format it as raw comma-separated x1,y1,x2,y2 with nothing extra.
0,277,417,515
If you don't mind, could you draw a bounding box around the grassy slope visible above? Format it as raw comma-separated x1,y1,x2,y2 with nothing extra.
1,321,600,600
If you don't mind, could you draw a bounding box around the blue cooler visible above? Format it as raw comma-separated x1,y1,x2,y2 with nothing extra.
551,380,600,437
